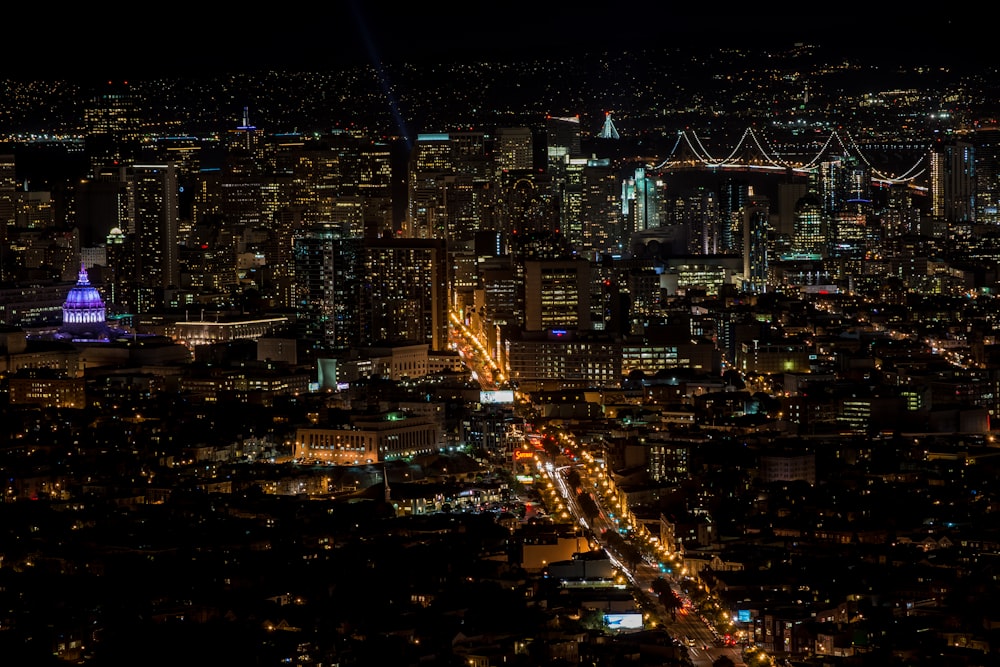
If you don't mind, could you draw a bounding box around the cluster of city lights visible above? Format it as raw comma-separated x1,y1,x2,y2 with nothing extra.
532,430,775,666
449,310,506,387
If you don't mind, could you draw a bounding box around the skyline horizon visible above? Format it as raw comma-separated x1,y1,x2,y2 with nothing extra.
4,5,995,81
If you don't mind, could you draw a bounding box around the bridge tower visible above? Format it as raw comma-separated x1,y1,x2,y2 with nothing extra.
598,112,620,140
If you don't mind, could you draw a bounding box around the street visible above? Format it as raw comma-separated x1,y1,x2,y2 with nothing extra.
545,458,749,667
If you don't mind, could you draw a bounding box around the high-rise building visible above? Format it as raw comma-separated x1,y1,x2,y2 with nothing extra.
930,140,975,227
495,127,534,174
104,226,130,312
561,155,587,249
545,115,582,180
124,162,180,313
261,132,393,242
357,140,394,239
365,237,450,351
219,159,264,230
441,174,478,241
742,195,770,293
0,153,15,229
626,265,662,329
791,190,825,258
179,214,240,297
266,205,317,309
522,258,591,331
13,191,54,229
681,187,721,255
272,136,343,221
407,133,453,239
776,181,809,239
545,116,583,225
449,131,491,181
818,155,870,215
404,131,490,242
293,221,363,353
623,167,663,240
974,127,1000,226
719,178,750,254
226,106,266,160
426,131,494,242
449,235,479,313
830,210,866,259
879,183,922,255
581,158,621,258
477,256,522,358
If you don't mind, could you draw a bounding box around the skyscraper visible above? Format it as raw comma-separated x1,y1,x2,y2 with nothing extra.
623,167,663,239
495,127,534,174
293,222,363,353
404,131,491,243
581,158,621,258
880,183,921,255
930,139,975,232
545,115,583,227
561,155,588,249
407,133,453,239
0,153,15,228
0,153,15,282
544,115,582,179
104,226,130,312
743,195,770,293
267,205,318,309
791,190,825,258
719,178,750,254
364,237,450,351
974,127,1000,226
681,187,721,255
124,162,180,312
357,139,394,239
522,257,592,331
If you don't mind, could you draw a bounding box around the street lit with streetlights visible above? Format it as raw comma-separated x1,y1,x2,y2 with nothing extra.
528,426,774,667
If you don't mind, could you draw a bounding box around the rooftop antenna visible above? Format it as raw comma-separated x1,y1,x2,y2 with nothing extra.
237,106,256,151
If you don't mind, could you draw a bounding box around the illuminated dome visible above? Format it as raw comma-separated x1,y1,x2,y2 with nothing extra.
60,263,109,340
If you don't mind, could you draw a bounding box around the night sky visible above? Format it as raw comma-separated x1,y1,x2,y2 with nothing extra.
3,3,991,81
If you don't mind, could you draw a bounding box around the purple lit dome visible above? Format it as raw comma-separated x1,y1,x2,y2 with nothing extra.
61,263,109,340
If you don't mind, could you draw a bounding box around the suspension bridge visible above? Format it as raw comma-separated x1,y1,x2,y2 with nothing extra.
651,126,930,185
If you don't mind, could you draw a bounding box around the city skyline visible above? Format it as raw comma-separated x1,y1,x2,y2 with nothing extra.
3,11,1000,666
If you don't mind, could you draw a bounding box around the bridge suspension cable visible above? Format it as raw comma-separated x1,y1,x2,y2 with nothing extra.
842,130,926,183
653,126,929,184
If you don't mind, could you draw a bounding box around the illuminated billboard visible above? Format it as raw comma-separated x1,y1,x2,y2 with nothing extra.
480,390,514,404
603,613,643,631
316,357,338,389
